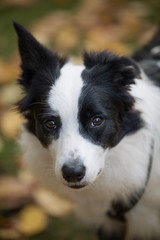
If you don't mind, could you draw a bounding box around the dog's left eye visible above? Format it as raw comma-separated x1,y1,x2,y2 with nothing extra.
90,117,104,127
44,120,57,129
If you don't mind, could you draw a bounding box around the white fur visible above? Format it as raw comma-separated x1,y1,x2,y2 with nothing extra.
19,63,160,239
48,63,108,187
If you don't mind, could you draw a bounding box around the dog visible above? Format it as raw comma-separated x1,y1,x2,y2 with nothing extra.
14,22,160,240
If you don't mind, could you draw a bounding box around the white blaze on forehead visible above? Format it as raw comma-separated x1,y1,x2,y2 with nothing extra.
48,63,107,184
48,63,85,128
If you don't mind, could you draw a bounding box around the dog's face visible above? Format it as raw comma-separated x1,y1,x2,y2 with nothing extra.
14,23,143,189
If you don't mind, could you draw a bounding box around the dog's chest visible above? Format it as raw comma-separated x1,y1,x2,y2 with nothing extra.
51,176,116,225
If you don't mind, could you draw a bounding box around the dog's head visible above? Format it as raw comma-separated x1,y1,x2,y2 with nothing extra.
14,22,143,189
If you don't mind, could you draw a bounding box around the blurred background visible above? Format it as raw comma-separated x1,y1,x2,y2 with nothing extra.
0,0,159,239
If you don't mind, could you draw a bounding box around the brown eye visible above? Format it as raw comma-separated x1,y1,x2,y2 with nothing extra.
91,117,104,127
45,120,57,129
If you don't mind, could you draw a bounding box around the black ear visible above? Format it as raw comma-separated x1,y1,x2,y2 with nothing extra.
13,22,66,89
14,22,52,67
83,51,141,86
113,56,142,86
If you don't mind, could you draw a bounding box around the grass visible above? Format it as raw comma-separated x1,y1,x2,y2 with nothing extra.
28,215,97,240
0,136,19,175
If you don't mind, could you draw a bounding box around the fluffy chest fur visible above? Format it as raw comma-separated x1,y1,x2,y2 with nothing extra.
14,22,160,240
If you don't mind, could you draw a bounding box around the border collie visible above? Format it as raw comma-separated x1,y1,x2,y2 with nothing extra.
14,22,160,240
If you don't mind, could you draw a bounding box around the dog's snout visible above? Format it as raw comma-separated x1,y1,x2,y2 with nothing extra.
62,163,86,183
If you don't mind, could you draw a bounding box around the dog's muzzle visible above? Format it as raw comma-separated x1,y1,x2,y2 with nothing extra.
62,161,86,188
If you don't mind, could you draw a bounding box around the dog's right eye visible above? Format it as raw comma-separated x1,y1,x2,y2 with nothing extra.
44,120,57,129
90,116,104,127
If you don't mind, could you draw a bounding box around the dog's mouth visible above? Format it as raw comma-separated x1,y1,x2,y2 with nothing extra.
65,182,88,189
69,184,87,189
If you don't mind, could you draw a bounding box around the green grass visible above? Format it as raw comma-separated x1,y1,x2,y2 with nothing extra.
27,215,97,240
0,136,19,175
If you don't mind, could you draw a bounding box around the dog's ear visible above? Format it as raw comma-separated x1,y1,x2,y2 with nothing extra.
112,56,142,86
14,22,52,68
13,22,66,89
83,51,141,86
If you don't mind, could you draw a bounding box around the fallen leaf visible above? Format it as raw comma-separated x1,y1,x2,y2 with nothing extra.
0,176,33,209
33,187,73,217
54,26,80,51
104,42,131,56
84,26,127,52
15,205,48,235
0,60,20,84
0,110,25,139
0,83,21,106
0,216,12,228
31,12,70,44
0,0,36,8
0,228,20,239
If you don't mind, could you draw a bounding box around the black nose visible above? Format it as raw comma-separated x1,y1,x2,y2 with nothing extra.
62,163,86,183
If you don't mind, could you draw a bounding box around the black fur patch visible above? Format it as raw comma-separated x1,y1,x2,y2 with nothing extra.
14,22,66,146
133,27,160,87
98,228,124,240
28,105,62,147
140,60,160,87
107,190,145,222
98,222,125,240
14,22,66,93
147,139,154,181
78,51,144,149
133,28,160,62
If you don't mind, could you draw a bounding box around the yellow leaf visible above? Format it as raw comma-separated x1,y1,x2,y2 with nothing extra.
0,110,25,139
0,60,20,84
84,26,127,52
54,26,80,50
104,42,131,56
33,187,73,217
0,83,21,106
16,205,48,235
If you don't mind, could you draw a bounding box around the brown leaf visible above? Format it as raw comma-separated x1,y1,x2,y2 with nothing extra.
0,176,33,210
54,26,80,51
0,0,36,8
0,110,25,139
0,60,20,84
0,83,21,106
0,228,20,239
84,26,128,52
